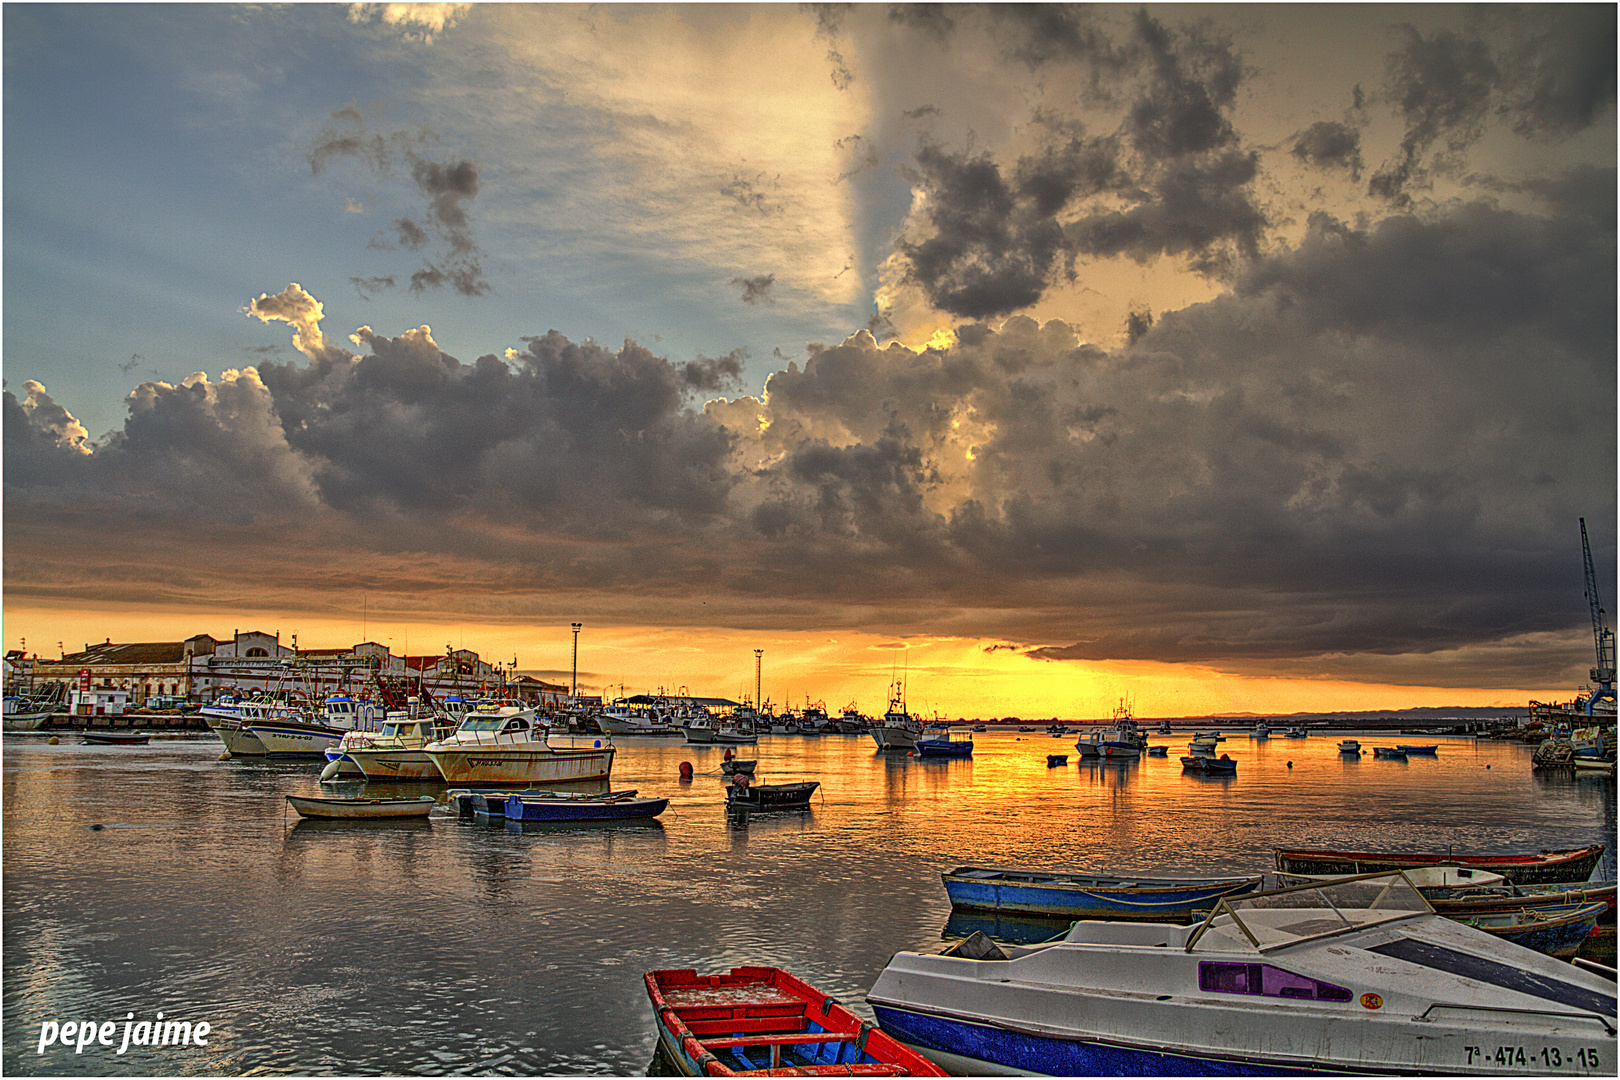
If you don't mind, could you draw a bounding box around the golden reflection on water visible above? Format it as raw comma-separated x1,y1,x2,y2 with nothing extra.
1,730,1613,1075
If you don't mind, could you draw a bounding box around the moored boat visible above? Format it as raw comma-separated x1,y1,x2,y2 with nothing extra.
646,966,947,1076
285,794,436,819
243,715,349,758
505,791,667,822
1075,700,1144,759
941,866,1265,920
342,716,452,781
81,730,150,745
1395,744,1439,755
867,871,1618,1076
1181,753,1236,774
1451,900,1609,958
726,779,819,811
1338,738,1363,755
423,713,615,786
913,736,972,758
1273,843,1606,885
1371,746,1408,760
870,686,925,750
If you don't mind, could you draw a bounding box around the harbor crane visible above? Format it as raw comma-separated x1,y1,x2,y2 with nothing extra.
1578,517,1615,716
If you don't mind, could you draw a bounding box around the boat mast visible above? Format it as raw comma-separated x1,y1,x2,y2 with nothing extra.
1579,518,1616,716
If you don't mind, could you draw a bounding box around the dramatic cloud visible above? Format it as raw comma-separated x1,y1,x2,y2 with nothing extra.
307,104,488,296
7,187,1611,687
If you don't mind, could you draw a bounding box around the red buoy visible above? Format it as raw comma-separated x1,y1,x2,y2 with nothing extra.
679,761,694,781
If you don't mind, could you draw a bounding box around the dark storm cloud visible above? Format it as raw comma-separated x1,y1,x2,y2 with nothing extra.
307,103,488,296
732,274,776,305
5,191,1612,688
893,9,1267,319
1291,120,1363,181
1369,11,1616,206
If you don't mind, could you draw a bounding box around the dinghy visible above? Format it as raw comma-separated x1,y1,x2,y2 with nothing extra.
285,794,436,820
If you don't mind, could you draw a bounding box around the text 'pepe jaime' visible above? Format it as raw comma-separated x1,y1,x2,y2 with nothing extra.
37,1013,210,1055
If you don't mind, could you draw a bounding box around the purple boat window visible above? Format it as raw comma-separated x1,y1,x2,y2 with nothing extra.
1198,962,1350,1002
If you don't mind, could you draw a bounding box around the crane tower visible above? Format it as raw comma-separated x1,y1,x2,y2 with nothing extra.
1578,517,1615,716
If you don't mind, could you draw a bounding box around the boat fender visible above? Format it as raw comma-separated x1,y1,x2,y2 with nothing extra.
319,760,342,781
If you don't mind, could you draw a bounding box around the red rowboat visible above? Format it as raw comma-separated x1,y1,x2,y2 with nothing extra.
1273,844,1605,885
646,966,946,1076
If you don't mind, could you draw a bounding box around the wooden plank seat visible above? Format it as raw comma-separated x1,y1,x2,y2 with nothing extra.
697,1033,858,1050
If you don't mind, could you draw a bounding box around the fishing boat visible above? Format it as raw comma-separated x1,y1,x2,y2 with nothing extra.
204,696,306,755
913,735,972,758
1396,744,1439,755
1046,754,1068,767
81,730,149,745
725,779,819,811
940,866,1265,920
1573,757,1616,776
243,715,350,758
1075,699,1144,759
3,682,67,731
1251,722,1270,739
284,794,436,819
1451,901,1609,958
339,716,453,782
646,966,946,1076
596,702,682,737
1371,746,1408,760
870,686,925,750
1273,843,1606,885
1145,745,1168,757
1186,736,1218,756
423,713,615,786
1338,738,1363,754
504,791,668,822
721,758,757,776
1284,727,1307,738
1180,754,1236,774
866,872,1617,1076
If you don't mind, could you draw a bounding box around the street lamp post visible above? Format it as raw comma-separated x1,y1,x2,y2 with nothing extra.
571,623,582,700
754,648,763,712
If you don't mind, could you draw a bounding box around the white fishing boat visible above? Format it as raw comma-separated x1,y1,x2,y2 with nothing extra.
1075,699,1144,759
595,703,681,737
871,687,925,750
867,871,1616,1075
316,696,401,776
423,713,614,786
244,714,349,758
206,697,308,755
334,717,450,781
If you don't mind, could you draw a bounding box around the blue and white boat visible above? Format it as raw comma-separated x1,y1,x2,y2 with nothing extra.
504,791,667,822
913,735,973,757
868,872,1617,1076
941,866,1264,920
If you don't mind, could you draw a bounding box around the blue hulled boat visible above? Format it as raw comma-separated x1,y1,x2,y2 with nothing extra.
942,866,1265,920
913,736,972,757
504,792,668,821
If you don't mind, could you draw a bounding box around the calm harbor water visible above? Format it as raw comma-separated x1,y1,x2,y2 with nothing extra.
3,729,1615,1076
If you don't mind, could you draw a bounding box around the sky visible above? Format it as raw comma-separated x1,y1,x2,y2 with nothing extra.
3,3,1615,719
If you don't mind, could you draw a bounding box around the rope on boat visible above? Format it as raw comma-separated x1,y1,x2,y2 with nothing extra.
1072,888,1235,907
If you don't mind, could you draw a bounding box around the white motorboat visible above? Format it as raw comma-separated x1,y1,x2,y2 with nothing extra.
244,714,349,758
423,713,614,786
333,717,450,781
867,871,1616,1075
1252,721,1270,739
1339,738,1364,755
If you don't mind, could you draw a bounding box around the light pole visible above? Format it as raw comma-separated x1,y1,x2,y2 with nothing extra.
571,623,582,699
754,648,763,711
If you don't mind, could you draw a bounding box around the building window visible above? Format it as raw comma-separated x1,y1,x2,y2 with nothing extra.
245,648,269,658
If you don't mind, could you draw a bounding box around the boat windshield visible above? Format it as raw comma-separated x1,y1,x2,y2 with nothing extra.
458,718,506,732
1186,872,1432,953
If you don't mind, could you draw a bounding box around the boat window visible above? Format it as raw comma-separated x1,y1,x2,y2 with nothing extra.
1198,962,1351,1003
504,718,529,732
459,718,504,732
1187,873,1431,953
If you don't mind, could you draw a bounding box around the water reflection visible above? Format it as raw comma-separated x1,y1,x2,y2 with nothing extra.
2,731,1613,1075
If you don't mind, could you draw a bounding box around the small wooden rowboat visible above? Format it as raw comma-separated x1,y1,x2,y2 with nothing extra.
504,792,668,821
1180,754,1236,774
1371,746,1407,760
1273,843,1606,885
285,794,436,819
646,966,946,1076
82,731,150,745
942,866,1265,920
1451,901,1609,958
726,780,819,810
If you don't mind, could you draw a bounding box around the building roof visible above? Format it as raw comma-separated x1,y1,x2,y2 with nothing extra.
57,641,195,665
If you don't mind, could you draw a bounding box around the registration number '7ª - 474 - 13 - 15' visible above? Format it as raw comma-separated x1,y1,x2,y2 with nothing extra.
1462,1046,1604,1070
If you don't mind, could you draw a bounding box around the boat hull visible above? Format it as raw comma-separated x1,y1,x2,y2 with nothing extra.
204,715,267,755
82,731,149,745
871,724,922,750
1274,844,1606,885
348,748,442,781
941,867,1265,920
245,720,346,758
726,781,819,810
2,710,55,732
914,739,972,757
285,795,435,819
425,746,615,786
1455,901,1609,958
505,794,667,821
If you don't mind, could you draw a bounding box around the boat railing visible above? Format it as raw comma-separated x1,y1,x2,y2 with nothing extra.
1417,1003,1615,1035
